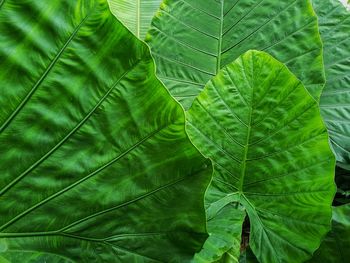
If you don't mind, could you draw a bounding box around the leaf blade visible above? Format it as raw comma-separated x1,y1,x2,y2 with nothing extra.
313,0,350,169
308,204,350,263
187,50,335,263
0,0,212,261
108,0,162,39
146,0,325,108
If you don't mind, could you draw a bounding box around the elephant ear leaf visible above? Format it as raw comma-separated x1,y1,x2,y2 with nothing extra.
308,204,350,263
108,0,162,39
312,0,350,170
187,50,335,263
145,0,325,109
0,0,211,262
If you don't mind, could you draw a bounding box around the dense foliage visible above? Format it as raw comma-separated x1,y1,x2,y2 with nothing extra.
0,0,349,262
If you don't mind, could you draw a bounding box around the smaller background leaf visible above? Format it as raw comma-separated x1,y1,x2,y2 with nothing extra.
308,204,350,263
312,0,350,169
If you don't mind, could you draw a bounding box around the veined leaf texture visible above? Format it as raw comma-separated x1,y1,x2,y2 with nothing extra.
0,0,212,261
108,0,162,39
146,0,325,109
187,51,335,263
313,0,350,170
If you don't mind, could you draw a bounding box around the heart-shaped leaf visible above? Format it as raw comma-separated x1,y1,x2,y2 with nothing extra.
186,50,335,263
0,0,211,261
146,0,325,108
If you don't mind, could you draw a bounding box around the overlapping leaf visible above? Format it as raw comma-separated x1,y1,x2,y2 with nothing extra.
146,0,325,108
187,51,335,263
108,0,162,39
312,0,350,170
194,196,245,263
0,0,211,261
309,204,350,263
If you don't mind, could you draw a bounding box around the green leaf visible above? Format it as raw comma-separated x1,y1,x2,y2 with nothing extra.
312,0,350,170
0,0,212,261
108,0,162,39
145,0,325,109
186,50,335,263
194,194,245,263
340,0,350,9
308,204,350,263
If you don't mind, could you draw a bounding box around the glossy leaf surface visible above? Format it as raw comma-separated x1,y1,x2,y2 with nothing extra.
313,0,350,170
187,51,335,263
0,0,211,261
146,0,325,108
108,0,162,39
309,204,350,263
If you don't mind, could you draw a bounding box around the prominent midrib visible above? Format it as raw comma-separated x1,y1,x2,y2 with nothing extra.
0,121,167,231
216,0,224,73
0,12,91,134
136,0,140,37
238,68,254,192
238,110,252,192
0,59,142,197
0,175,190,234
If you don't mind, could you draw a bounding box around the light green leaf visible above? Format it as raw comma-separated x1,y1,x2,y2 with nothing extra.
312,0,350,170
146,0,325,109
340,0,350,9
0,0,212,261
108,0,162,39
186,50,335,263
308,204,350,263
194,194,245,263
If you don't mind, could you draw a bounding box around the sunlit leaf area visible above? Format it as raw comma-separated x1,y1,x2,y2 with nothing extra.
0,0,349,262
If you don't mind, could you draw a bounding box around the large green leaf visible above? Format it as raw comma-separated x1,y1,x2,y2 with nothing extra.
0,0,212,261
308,204,350,263
312,0,350,170
108,0,162,39
145,0,325,109
186,50,335,263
